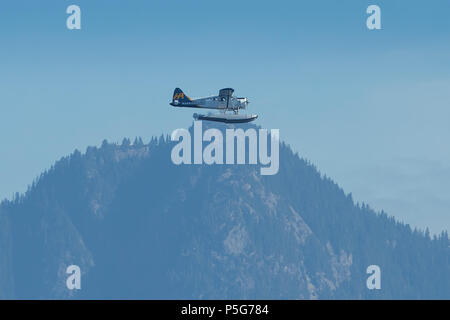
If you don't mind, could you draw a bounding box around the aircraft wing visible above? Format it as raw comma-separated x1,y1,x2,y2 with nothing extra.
219,88,234,98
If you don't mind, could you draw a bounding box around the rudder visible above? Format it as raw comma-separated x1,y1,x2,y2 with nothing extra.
172,88,191,102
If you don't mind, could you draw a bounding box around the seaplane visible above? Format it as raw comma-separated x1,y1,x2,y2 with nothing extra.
169,87,258,123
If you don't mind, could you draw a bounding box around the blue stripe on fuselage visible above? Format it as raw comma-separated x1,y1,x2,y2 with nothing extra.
170,101,202,108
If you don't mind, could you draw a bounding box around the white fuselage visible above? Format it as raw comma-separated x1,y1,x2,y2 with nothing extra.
173,96,248,110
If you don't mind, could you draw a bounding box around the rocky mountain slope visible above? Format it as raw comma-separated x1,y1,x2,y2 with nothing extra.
0,123,448,299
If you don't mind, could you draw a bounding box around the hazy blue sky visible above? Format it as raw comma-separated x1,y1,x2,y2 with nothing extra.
1,0,449,233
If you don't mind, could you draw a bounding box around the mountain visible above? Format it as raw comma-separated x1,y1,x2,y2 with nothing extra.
0,122,448,299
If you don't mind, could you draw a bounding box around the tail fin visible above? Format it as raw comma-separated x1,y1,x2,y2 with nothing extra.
172,88,191,103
